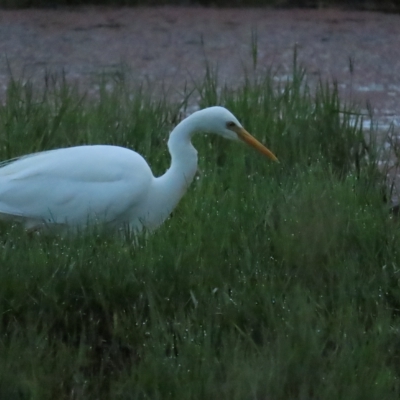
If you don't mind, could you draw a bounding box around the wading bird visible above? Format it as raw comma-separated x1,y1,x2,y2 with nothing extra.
0,106,278,233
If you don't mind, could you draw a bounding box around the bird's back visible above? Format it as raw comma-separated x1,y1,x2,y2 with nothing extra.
0,145,154,230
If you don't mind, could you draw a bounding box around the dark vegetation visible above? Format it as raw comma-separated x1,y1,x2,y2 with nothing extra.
0,56,400,398
0,0,399,11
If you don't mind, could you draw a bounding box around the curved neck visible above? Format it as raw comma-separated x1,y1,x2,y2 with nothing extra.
167,117,199,180
148,118,198,228
160,117,198,192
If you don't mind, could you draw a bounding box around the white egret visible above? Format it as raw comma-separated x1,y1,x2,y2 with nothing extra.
0,106,278,233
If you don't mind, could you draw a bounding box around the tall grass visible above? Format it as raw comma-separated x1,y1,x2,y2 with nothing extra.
0,63,399,399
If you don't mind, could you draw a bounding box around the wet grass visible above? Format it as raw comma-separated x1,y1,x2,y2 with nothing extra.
0,62,400,399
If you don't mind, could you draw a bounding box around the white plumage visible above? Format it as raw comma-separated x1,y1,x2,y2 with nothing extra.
0,106,277,233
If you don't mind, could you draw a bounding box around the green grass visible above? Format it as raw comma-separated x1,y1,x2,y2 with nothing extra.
0,61,400,399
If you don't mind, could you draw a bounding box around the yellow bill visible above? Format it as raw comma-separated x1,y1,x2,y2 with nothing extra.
234,126,279,162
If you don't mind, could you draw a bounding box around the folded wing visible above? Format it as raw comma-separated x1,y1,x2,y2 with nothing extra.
0,145,154,229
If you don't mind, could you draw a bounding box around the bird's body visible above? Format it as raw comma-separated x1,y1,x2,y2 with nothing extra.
0,107,277,233
0,145,156,231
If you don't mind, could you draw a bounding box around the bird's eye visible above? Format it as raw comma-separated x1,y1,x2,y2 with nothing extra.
226,121,236,129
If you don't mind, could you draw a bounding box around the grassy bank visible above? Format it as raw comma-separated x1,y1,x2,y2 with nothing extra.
0,63,399,399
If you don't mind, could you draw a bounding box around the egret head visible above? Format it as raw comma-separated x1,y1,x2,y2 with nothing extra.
195,106,279,162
